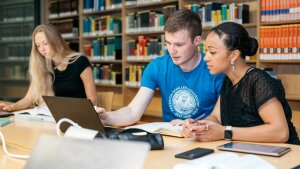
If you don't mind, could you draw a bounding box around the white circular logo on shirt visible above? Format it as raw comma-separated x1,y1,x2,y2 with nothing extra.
169,86,199,119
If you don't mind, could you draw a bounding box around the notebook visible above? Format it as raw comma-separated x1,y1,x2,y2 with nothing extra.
42,96,122,136
25,135,150,169
217,142,291,157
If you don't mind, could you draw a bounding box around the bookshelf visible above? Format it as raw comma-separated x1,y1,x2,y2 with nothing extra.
0,0,39,99
44,0,80,51
259,0,300,126
42,0,300,120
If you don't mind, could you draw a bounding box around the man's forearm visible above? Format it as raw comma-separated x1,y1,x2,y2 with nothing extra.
106,107,142,127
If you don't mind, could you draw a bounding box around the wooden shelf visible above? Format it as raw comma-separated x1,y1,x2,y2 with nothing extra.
0,19,34,25
125,0,178,9
0,78,29,82
126,60,152,63
82,8,121,15
125,85,140,89
0,0,32,5
186,0,257,3
259,60,300,64
0,59,29,63
0,39,31,44
260,20,300,26
83,33,122,39
90,59,122,64
286,95,300,101
95,83,122,88
126,31,164,36
63,36,79,41
48,14,79,20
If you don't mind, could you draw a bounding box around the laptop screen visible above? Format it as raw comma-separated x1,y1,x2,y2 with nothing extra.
43,96,107,134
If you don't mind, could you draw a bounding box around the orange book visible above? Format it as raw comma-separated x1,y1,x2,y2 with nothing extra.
298,25,300,49
288,25,293,50
277,26,283,51
292,25,298,50
272,26,279,48
259,27,264,51
282,26,289,51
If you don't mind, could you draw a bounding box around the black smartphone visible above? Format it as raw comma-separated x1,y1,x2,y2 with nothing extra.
291,164,300,169
175,147,214,160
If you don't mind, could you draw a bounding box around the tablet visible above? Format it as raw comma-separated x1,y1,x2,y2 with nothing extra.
217,142,291,157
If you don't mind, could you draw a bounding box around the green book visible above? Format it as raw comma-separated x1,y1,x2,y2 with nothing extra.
0,117,13,127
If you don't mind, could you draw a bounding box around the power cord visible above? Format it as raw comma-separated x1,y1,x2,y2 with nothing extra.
56,118,99,140
56,118,81,136
0,118,96,160
0,130,30,159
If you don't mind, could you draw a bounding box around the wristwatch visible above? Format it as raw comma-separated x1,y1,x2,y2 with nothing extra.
224,126,233,140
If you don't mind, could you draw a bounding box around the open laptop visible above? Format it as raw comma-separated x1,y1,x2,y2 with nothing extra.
42,96,122,136
25,135,150,169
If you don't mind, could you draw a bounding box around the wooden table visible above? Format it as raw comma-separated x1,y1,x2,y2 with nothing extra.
1,120,300,169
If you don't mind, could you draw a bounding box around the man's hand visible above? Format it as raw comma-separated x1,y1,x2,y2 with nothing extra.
170,119,184,126
94,106,108,124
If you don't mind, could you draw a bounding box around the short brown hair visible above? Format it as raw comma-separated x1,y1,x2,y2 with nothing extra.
164,9,202,42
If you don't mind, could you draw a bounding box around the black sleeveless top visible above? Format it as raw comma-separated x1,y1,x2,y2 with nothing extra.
220,68,299,145
53,55,91,98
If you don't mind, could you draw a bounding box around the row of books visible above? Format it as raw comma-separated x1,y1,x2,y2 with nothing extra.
51,18,79,38
93,64,122,85
125,0,162,6
83,36,122,60
186,2,250,27
125,65,145,87
126,35,165,61
48,0,78,18
0,24,34,41
0,3,34,22
6,43,31,60
83,0,122,13
3,65,28,80
83,16,122,36
126,5,177,33
261,0,300,22
260,24,300,60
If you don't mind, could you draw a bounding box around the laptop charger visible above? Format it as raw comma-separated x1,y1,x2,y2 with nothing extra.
64,126,99,140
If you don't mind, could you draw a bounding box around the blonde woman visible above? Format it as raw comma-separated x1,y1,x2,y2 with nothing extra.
0,24,97,111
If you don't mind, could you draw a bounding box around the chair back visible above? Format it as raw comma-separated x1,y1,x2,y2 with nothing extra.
97,92,114,111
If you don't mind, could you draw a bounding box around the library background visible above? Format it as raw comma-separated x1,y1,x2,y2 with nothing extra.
0,0,299,127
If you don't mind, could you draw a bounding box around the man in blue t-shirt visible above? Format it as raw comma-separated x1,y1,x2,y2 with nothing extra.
96,9,224,126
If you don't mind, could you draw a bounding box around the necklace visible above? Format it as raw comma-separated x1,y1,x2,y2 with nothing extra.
53,60,63,70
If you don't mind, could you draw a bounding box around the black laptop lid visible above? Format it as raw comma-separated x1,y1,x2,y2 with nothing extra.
42,96,106,133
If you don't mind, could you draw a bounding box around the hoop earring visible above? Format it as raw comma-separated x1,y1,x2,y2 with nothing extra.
231,62,235,72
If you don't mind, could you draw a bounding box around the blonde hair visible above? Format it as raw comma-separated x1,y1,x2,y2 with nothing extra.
29,24,81,105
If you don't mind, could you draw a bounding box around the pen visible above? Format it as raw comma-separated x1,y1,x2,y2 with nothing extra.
191,114,206,124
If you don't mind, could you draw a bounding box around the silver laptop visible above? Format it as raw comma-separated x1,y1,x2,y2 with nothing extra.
25,135,150,169
42,96,121,136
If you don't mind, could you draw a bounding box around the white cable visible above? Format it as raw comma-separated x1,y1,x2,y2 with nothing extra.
56,118,82,136
0,130,30,159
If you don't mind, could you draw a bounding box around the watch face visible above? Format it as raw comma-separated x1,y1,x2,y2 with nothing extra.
225,130,232,140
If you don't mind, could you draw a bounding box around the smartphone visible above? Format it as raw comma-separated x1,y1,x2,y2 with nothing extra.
175,147,214,160
291,164,300,169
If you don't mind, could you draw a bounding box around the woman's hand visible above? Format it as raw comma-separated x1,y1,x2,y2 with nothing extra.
183,119,225,141
0,103,14,112
182,118,198,138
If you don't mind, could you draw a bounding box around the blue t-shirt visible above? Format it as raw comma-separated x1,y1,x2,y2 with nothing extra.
141,54,225,122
